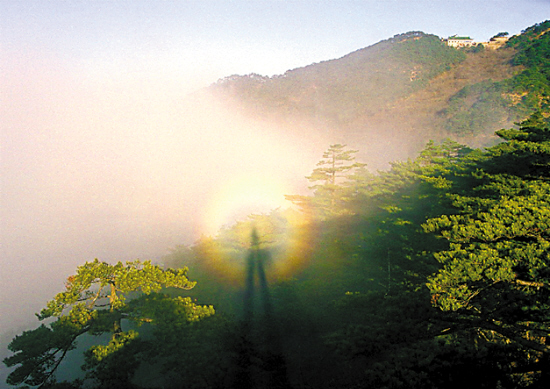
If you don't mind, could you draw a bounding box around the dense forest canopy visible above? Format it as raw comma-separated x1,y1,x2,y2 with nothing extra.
4,21,550,389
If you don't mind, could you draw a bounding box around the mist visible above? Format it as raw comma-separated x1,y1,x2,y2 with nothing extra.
0,25,450,388
0,49,335,366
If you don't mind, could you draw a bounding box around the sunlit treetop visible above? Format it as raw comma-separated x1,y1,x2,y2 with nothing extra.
306,144,366,187
286,144,366,218
4,259,212,388
38,259,196,319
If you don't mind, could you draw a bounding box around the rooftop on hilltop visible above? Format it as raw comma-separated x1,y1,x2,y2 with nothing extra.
449,35,472,40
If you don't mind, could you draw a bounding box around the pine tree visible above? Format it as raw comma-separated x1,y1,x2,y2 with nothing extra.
424,113,550,382
3,259,214,387
286,144,366,217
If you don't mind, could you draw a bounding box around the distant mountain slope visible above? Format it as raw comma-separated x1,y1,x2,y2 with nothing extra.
211,32,465,123
204,22,550,168
440,21,550,140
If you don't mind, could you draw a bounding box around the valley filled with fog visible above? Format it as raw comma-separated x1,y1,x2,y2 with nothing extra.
3,2,550,386
0,37,415,386
0,67,333,377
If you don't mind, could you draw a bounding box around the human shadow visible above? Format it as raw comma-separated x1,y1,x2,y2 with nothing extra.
231,228,291,389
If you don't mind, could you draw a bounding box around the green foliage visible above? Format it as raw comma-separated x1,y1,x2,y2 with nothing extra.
139,315,236,389
468,43,486,53
390,32,466,80
306,144,365,186
424,114,550,381
326,291,525,388
507,20,550,51
37,259,196,320
444,21,550,136
106,129,546,388
443,80,512,136
286,144,366,218
82,332,144,389
493,32,509,39
128,293,215,327
8,22,550,389
87,330,140,363
4,260,211,388
276,128,549,386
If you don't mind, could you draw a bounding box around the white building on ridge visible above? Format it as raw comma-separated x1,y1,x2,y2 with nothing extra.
445,35,475,48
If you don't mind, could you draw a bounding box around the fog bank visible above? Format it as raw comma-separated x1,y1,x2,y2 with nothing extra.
0,55,330,350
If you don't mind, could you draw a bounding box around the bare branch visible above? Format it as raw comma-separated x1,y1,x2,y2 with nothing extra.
514,279,549,289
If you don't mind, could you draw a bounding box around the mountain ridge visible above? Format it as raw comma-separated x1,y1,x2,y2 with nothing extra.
202,21,550,169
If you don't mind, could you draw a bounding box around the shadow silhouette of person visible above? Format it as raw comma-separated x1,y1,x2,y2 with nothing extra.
233,228,291,389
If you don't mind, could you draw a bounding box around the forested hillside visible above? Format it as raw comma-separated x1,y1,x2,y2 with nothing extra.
210,31,466,122
208,21,550,166
4,21,550,389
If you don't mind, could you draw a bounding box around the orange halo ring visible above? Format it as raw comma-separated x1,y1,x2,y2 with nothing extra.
196,175,318,285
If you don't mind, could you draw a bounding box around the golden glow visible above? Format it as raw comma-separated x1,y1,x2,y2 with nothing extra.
195,203,317,286
201,174,290,237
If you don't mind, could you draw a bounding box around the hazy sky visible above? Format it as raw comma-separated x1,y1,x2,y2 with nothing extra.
1,1,549,378
2,1,548,82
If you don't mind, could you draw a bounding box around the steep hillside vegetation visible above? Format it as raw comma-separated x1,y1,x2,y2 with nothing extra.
441,21,550,139
206,22,550,168
211,31,466,125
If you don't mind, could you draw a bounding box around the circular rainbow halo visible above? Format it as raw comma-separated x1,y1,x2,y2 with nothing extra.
196,174,316,284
